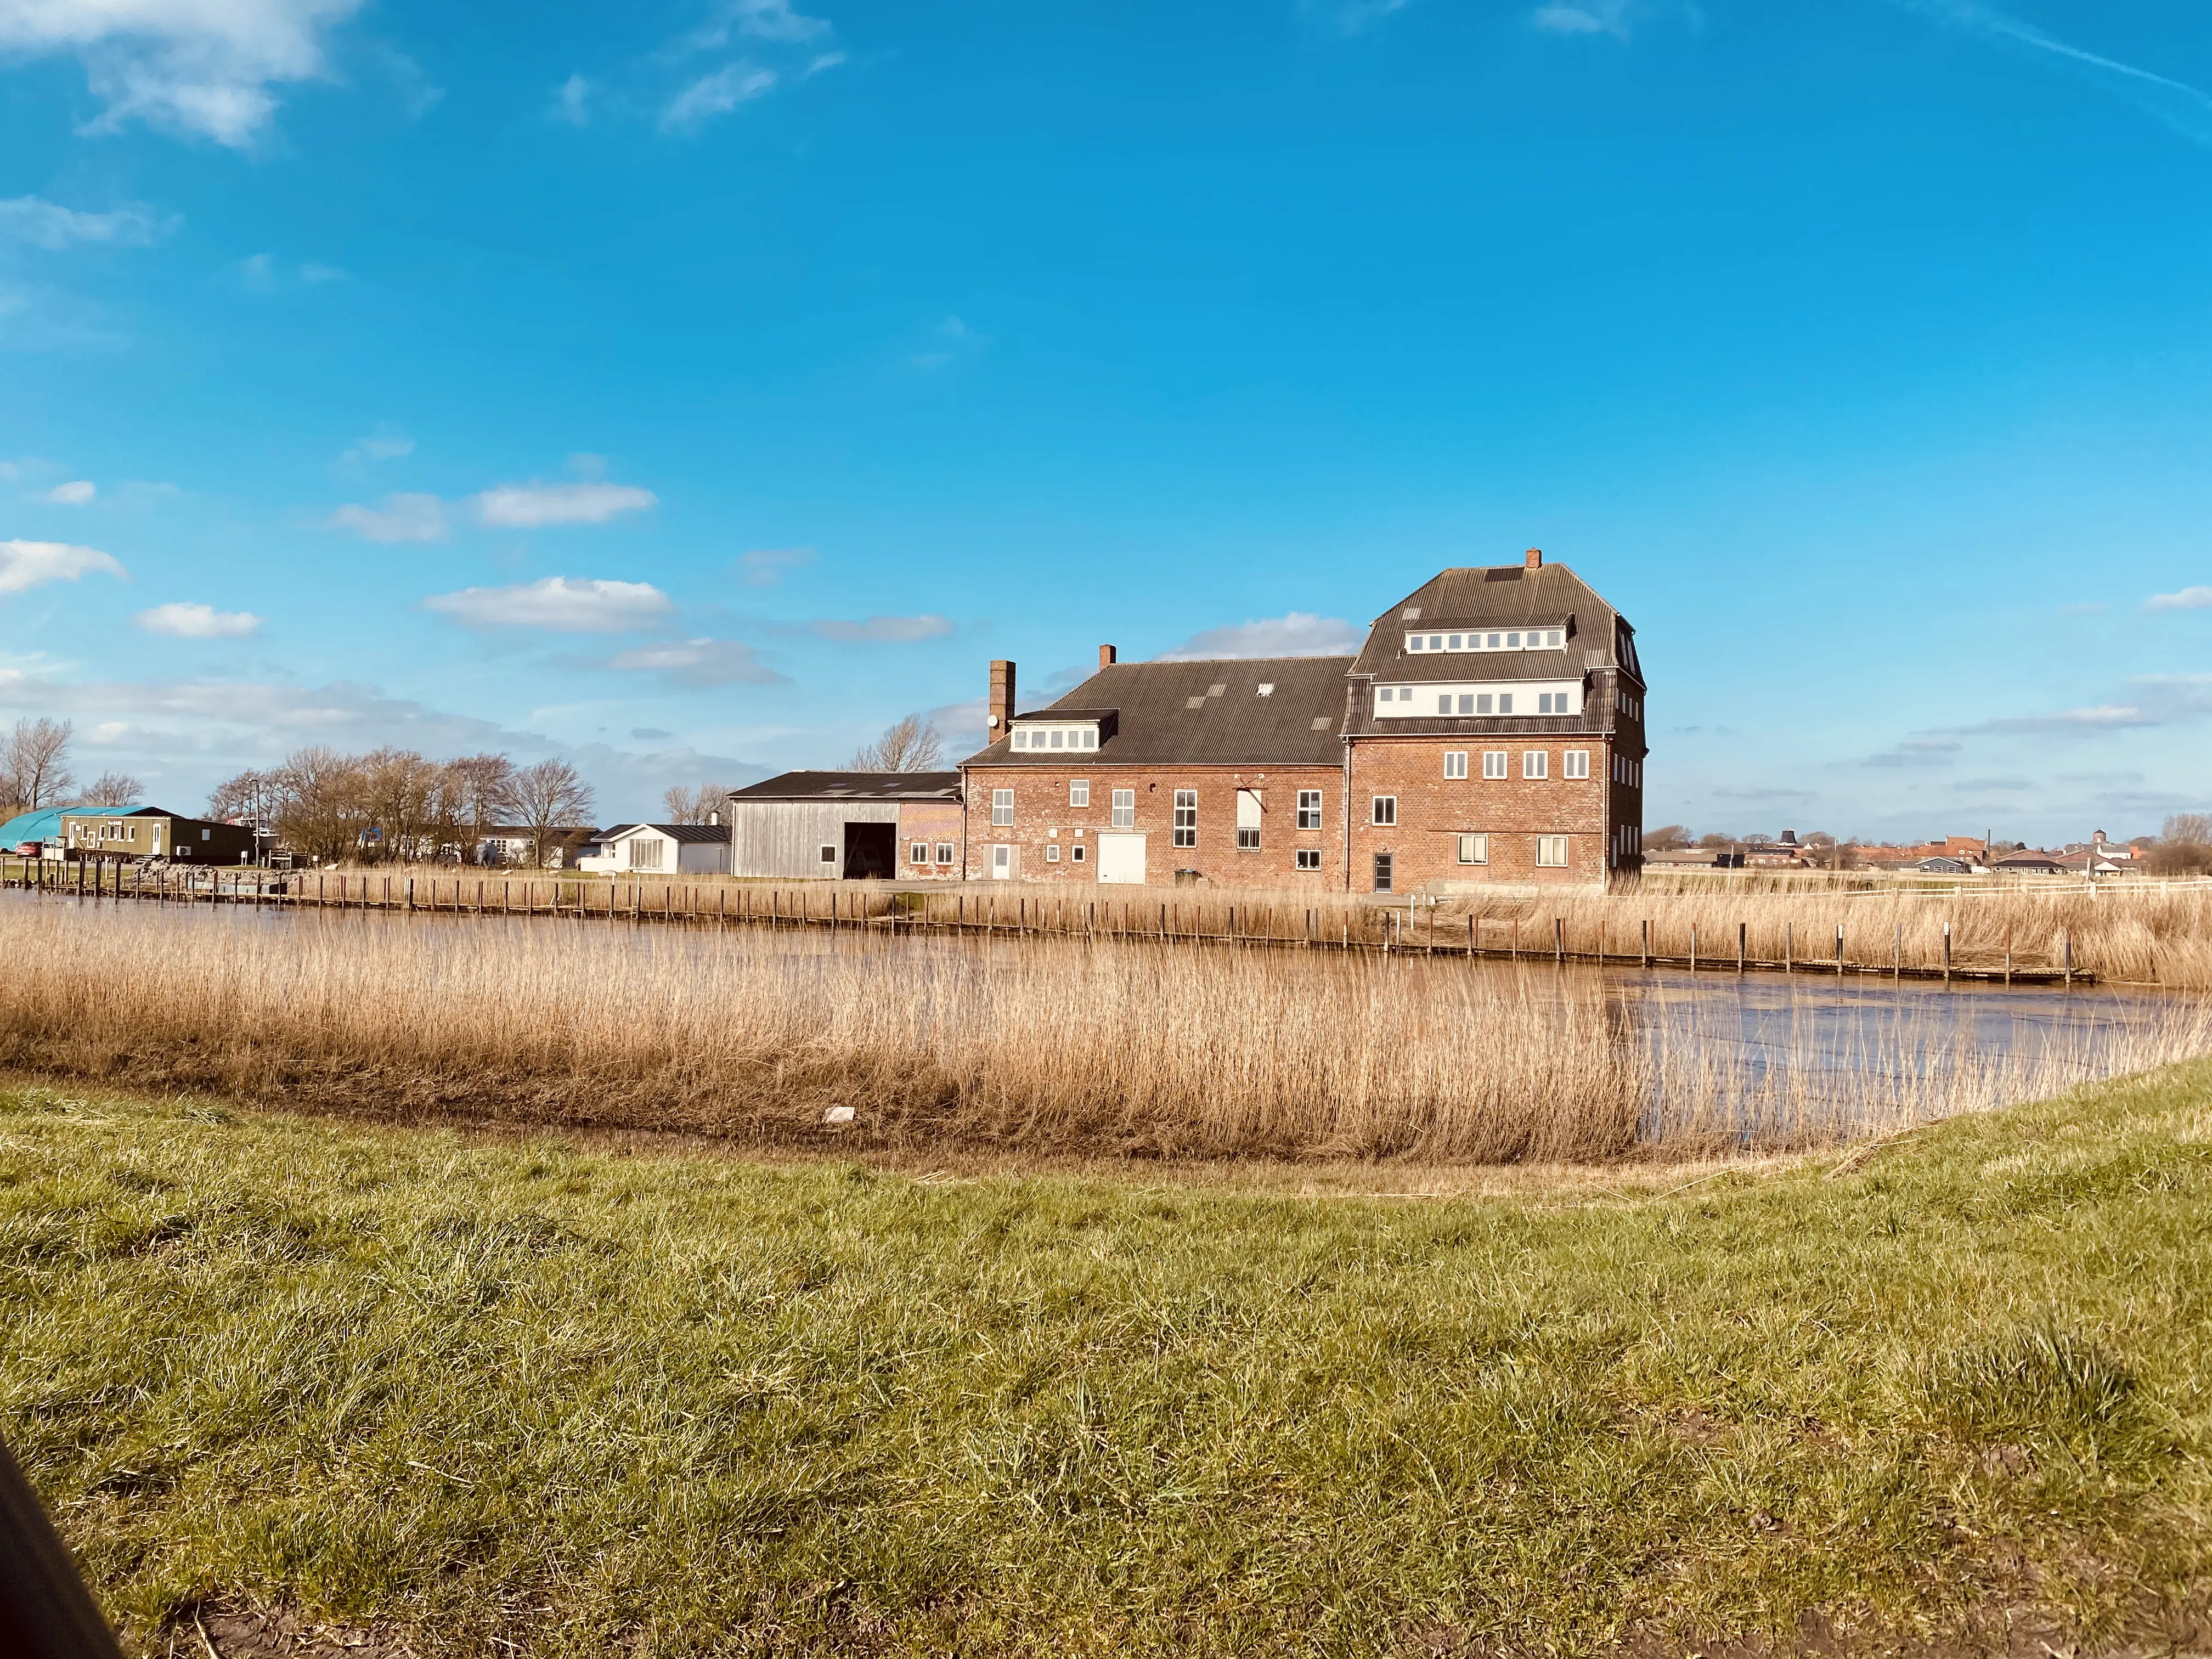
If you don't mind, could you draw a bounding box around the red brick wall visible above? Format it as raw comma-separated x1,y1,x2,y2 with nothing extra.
1345,737,1615,891
895,802,966,880
962,765,1344,887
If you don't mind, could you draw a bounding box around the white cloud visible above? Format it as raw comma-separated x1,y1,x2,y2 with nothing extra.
810,614,956,643
597,637,785,686
0,195,170,249
682,0,830,51
909,312,978,370
0,538,127,594
238,252,276,290
42,479,95,504
134,601,259,638
551,72,590,125
2147,585,2212,611
423,576,674,633
735,545,811,586
326,492,448,543
298,261,345,283
1532,4,1622,36
1158,611,1363,661
339,425,414,466
0,0,366,147
471,480,658,528
662,61,778,128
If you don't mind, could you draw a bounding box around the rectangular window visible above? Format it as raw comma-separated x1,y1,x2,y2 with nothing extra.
1372,795,1396,826
1458,695,1474,713
1448,634,1462,649
1498,693,1514,714
1049,730,1064,749
1443,751,1468,779
820,844,837,865
1173,788,1198,848
1296,789,1322,830
1482,751,1508,779
1073,843,1086,862
1111,789,1136,830
910,841,929,865
991,788,1014,827
935,842,955,865
1537,836,1569,867
1295,848,1322,871
1013,729,1028,749
1047,842,1061,861
1378,686,1393,703
1476,693,1493,714
1070,780,1090,808
1457,833,1488,865
1236,788,1262,850
1437,693,1451,714
1372,851,1393,893
1564,749,1589,779
1523,751,1548,780
631,839,664,870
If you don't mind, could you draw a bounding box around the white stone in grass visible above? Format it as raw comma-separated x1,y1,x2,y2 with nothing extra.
823,1105,856,1125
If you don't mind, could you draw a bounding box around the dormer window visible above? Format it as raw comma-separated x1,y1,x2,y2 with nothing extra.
1011,724,1099,751
1406,627,1567,654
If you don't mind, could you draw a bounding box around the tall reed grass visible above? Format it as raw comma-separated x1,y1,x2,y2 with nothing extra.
1,896,2206,1163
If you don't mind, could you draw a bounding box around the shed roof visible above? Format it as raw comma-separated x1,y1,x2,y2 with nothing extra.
728,771,964,803
964,655,1352,768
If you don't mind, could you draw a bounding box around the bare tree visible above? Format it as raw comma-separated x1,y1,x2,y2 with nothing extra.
661,782,729,824
77,771,145,807
3,719,75,810
446,754,517,862
2149,813,2212,876
847,713,944,772
511,759,595,866
1645,824,1689,851
208,769,284,825
270,747,373,865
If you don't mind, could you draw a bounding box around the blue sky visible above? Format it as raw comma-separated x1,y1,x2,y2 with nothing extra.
3,0,2210,840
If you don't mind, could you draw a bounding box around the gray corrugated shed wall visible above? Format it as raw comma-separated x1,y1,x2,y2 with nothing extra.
729,801,901,879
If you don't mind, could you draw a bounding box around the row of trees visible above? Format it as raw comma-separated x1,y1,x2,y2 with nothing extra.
1,719,143,818
1648,815,2212,874
208,749,594,867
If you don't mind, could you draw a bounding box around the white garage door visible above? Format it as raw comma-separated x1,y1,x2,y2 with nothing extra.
1096,833,1146,885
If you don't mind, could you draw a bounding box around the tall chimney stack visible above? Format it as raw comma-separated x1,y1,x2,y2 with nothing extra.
988,659,1017,737
1099,644,1118,668
1525,548,1543,569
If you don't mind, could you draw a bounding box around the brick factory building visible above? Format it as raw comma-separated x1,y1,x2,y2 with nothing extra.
960,551,1646,893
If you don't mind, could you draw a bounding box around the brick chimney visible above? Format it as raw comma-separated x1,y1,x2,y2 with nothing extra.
1099,644,1118,668
1525,548,1543,569
988,659,1017,737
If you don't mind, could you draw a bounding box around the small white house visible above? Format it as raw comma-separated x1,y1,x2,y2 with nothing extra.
577,821,731,876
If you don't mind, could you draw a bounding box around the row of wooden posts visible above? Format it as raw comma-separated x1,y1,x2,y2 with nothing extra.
0,857,2082,984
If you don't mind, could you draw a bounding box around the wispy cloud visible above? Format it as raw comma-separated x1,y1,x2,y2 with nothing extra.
0,0,366,148
1158,612,1363,661
0,538,127,594
1860,737,1961,769
340,425,414,467
551,73,591,126
909,313,979,370
1894,0,2212,146
1531,1,1636,41
326,492,448,543
424,576,674,633
735,546,812,586
2147,584,2212,611
472,479,658,528
809,614,956,643
595,637,785,686
134,601,259,639
41,480,95,505
662,62,778,129
1713,786,1815,802
0,196,171,250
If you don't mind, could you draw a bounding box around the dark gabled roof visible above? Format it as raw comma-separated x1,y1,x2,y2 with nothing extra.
727,771,964,803
964,656,1353,768
1349,561,1639,685
601,822,729,844
1343,560,1638,741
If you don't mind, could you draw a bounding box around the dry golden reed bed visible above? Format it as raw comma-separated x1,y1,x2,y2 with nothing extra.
1,895,2208,1163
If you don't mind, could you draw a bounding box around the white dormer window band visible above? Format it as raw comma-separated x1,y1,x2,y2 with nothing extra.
1406,628,1566,653
1012,726,1099,751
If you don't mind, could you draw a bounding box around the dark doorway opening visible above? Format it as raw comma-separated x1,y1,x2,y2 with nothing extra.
1372,851,1393,894
843,822,896,880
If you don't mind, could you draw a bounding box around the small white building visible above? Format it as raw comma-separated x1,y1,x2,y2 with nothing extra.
577,821,731,876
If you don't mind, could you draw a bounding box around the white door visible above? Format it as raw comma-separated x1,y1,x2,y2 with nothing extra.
991,844,1014,879
1097,833,1146,885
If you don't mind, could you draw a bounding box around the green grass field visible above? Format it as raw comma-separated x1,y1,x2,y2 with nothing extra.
4,1071,2210,1658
